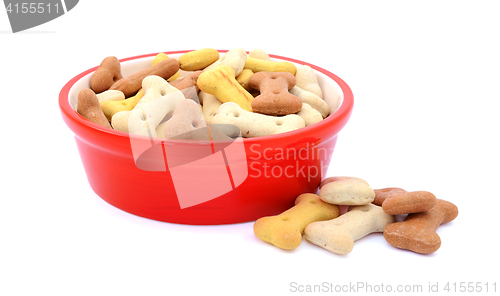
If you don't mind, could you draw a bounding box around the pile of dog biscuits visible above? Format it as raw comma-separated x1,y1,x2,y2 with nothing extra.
76,48,332,139
254,176,458,255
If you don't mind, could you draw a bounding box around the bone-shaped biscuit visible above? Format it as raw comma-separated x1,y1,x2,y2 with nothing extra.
297,103,324,126
197,65,254,111
90,56,123,94
168,70,202,99
304,204,395,254
373,188,437,215
77,88,112,128
382,191,437,215
203,47,247,77
295,65,323,99
249,71,302,116
110,58,179,97
372,187,407,206
319,176,375,205
383,199,458,254
111,75,184,137
200,91,221,124
253,193,340,250
289,86,330,118
211,102,305,138
163,99,207,140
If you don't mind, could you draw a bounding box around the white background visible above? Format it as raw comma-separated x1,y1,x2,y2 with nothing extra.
1,0,499,295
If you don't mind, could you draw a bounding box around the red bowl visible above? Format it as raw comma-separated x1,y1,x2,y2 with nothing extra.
59,50,354,225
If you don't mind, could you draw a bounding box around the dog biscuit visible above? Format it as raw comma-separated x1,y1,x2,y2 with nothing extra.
254,193,340,250
197,65,254,111
211,102,305,138
319,176,375,205
305,204,395,254
110,58,179,97
249,71,302,116
295,65,323,98
90,56,123,94
178,48,220,71
77,88,112,128
384,199,458,254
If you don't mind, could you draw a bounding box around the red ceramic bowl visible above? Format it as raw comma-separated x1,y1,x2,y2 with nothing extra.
59,50,354,225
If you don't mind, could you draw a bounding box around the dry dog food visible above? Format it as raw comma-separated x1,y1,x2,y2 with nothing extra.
249,71,302,115
384,199,458,254
76,48,333,140
253,193,340,250
319,176,376,206
77,88,112,128
254,176,458,256
90,56,122,94
197,65,254,112
304,203,395,254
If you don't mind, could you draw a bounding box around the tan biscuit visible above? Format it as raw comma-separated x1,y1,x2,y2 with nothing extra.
295,65,323,98
289,86,330,118
109,58,179,97
90,56,123,94
304,204,395,254
200,91,222,124
96,90,125,103
77,89,112,128
384,199,458,254
163,99,207,140
372,187,407,206
203,47,247,76
319,176,375,205
296,103,323,126
249,72,302,116
253,193,340,250
382,191,437,215
248,49,271,61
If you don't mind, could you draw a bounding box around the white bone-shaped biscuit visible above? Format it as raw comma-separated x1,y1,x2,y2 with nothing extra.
111,75,184,137
211,102,305,138
304,204,395,254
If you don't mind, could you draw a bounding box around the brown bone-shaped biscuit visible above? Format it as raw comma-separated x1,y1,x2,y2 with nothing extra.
77,88,112,128
383,199,458,254
90,56,123,94
382,191,437,215
373,188,436,215
372,187,407,206
169,71,202,99
248,72,302,116
110,58,179,98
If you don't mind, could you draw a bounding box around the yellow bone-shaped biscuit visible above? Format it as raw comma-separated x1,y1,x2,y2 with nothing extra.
153,53,181,81
100,89,145,121
253,193,340,250
178,48,220,71
197,65,254,111
244,57,297,75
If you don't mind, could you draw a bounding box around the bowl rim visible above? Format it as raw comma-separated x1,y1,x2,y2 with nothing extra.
59,49,354,145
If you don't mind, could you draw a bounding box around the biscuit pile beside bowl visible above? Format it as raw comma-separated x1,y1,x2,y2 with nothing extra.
59,48,354,225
